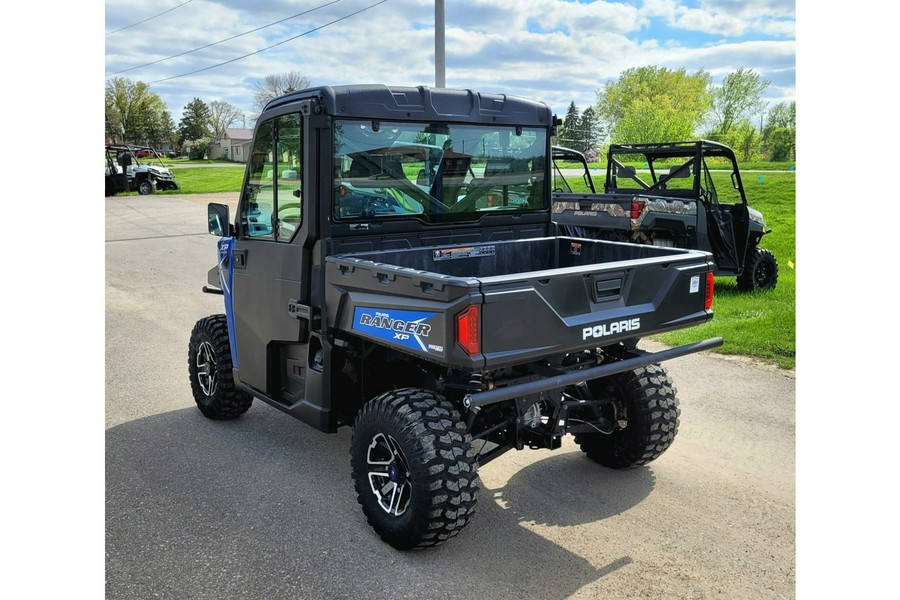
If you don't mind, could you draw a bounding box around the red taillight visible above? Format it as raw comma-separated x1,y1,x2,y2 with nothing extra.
630,198,645,219
456,305,480,356
705,272,715,311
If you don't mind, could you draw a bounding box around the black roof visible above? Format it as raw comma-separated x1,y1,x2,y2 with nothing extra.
262,84,552,127
608,140,737,160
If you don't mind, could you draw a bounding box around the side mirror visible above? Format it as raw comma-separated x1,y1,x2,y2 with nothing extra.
208,203,231,236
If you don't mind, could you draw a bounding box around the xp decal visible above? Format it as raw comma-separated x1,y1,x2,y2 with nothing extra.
353,307,442,354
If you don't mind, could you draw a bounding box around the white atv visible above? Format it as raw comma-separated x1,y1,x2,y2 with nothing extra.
106,145,180,195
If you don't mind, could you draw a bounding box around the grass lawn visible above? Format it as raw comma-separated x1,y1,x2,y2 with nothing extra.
126,166,246,195
170,166,246,193
652,171,796,370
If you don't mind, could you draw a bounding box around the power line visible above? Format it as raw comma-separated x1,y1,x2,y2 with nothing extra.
106,0,196,36
106,0,342,77
148,0,389,85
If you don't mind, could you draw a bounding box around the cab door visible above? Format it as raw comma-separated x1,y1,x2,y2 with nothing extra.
230,113,307,397
698,160,748,273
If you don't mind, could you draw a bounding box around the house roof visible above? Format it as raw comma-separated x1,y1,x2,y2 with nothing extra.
224,128,253,141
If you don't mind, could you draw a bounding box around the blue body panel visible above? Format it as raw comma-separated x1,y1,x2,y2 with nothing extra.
216,237,238,368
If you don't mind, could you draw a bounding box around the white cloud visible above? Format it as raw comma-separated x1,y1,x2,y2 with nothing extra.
104,0,796,119
641,0,794,37
702,0,795,20
435,0,646,35
675,8,748,37
757,18,795,37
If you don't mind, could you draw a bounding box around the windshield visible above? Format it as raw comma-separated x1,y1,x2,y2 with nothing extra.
333,119,547,223
608,152,698,195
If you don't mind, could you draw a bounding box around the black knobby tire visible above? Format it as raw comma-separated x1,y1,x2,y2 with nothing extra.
737,247,778,292
137,178,156,195
188,314,253,420
350,388,479,550
575,364,679,469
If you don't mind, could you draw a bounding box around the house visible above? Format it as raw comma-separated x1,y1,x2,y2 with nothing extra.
209,128,254,162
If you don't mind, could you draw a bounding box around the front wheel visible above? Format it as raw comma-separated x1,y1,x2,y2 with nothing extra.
137,178,156,195
737,247,778,292
350,388,479,550
574,364,680,468
188,314,252,419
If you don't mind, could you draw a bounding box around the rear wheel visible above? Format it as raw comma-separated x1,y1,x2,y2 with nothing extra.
574,364,679,468
188,314,252,419
737,247,778,292
350,388,479,550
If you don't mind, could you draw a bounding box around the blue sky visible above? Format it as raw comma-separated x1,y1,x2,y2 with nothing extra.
103,0,796,124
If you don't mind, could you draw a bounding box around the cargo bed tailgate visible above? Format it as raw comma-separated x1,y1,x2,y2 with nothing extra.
478,247,713,368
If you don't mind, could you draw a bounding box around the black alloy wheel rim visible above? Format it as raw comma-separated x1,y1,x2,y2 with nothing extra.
366,432,412,516
196,341,218,396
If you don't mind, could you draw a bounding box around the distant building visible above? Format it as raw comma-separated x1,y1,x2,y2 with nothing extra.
209,128,254,162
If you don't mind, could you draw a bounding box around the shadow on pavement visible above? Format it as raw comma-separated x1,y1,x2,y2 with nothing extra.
487,451,656,527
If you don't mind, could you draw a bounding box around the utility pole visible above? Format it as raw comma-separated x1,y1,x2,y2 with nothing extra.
435,0,445,88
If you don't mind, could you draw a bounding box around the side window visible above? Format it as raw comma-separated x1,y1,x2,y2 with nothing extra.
274,114,302,241
701,160,721,206
240,114,303,242
242,120,276,239
714,160,743,206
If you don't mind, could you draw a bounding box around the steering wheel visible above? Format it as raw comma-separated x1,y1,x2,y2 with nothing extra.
277,202,301,218
361,197,398,216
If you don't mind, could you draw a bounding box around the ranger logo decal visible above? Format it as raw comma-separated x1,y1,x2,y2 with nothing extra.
353,308,441,354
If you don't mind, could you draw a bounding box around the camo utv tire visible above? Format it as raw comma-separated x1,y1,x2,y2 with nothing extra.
738,247,779,292
575,364,680,469
188,314,253,420
350,388,479,550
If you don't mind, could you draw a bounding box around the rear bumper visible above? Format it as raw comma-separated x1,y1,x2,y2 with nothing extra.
463,336,724,409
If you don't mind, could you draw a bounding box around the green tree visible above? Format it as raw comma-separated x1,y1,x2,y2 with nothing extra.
557,102,604,158
762,101,796,161
579,106,603,159
178,98,212,159
141,95,176,150
763,128,795,162
596,66,712,143
767,101,796,129
708,118,761,162
159,111,178,150
612,96,701,144
105,77,170,145
558,101,582,148
710,67,770,136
